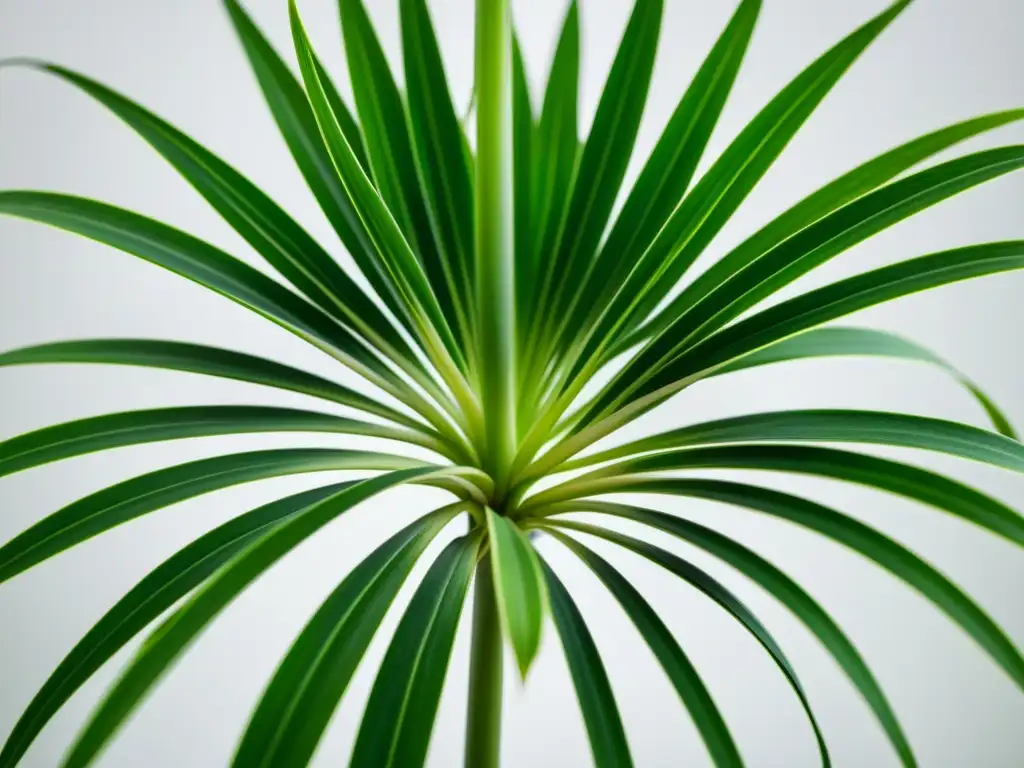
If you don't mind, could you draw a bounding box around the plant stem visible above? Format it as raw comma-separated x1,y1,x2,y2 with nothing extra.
465,554,503,768
475,0,516,497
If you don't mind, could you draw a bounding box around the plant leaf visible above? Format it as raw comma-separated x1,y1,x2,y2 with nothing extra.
714,326,1016,437
0,448,428,583
58,469,436,768
0,338,428,433
545,524,831,766
546,444,1024,551
564,0,760,355
0,481,350,768
628,110,1024,351
545,506,914,767
532,0,664,355
485,508,548,677
221,0,410,334
575,479,1024,694
349,534,479,768
547,530,744,768
0,191,447,425
232,503,464,768
21,62,421,377
289,0,472,404
0,405,444,480
400,0,476,334
540,558,633,768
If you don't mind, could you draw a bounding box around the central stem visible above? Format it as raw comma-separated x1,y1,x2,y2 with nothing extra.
465,553,503,768
475,0,516,498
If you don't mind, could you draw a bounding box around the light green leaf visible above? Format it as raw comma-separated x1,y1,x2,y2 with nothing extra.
485,508,548,676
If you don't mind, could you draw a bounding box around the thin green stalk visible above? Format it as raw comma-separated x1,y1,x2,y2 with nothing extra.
465,553,503,768
475,0,517,496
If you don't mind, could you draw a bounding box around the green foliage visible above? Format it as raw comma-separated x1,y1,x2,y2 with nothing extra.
1,0,1022,766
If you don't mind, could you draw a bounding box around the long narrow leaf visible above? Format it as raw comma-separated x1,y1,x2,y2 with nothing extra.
349,534,478,768
0,449,429,583
540,558,634,768
547,531,744,768
544,506,915,767
0,481,350,768
0,405,445,480
714,327,1016,437
58,469,436,768
232,503,464,768
0,338,429,434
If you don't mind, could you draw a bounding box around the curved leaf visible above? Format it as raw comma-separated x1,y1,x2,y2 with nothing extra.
486,508,547,677
20,62,422,380
349,534,479,768
0,481,351,768
540,557,633,768
0,338,429,434
59,469,436,768
232,503,464,768
0,191,449,427
571,479,1024,694
547,530,744,768
544,505,914,767
545,444,1024,550
713,327,1016,437
0,448,428,584
0,405,446,480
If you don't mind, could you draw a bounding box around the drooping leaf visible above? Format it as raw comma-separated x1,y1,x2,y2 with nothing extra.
0,482,350,768
349,534,479,768
543,443,1024,550
540,558,633,768
548,530,744,768
485,508,548,676
568,479,1024,694
232,503,464,768
544,507,914,767
58,469,436,768
0,405,445,480
712,327,1016,437
0,338,430,434
0,449,429,583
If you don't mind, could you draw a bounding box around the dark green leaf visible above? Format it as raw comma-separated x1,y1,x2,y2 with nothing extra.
540,558,633,768
349,534,479,767
0,448,428,583
546,506,913,767
548,531,744,768
0,482,350,768
232,503,463,768
715,327,1016,437
59,469,436,768
0,405,444,480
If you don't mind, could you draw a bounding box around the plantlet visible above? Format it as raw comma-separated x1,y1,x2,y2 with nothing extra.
1,0,1023,765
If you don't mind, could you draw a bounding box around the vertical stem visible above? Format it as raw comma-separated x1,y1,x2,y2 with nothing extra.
465,555,503,768
475,0,516,497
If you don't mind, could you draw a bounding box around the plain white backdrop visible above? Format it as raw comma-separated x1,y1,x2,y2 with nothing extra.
2,0,1024,765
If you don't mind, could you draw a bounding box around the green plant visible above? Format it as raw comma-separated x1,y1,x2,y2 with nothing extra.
1,0,1022,764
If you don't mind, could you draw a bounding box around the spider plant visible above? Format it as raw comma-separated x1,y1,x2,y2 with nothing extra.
1,0,1023,765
